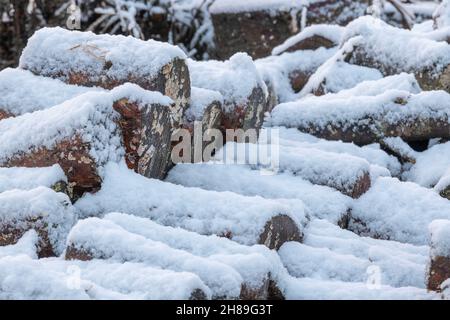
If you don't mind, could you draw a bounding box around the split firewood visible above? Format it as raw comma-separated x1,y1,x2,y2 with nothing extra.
0,84,174,197
19,27,190,126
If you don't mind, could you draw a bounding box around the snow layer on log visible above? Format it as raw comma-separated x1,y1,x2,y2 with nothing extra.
406,141,450,187
0,230,38,259
66,217,244,299
104,213,281,298
0,255,210,300
429,220,450,259
263,127,401,176
0,165,66,193
188,53,267,108
0,187,75,256
167,163,351,224
215,142,372,198
351,177,450,245
272,24,344,55
75,162,307,246
289,220,429,288
0,84,172,179
210,0,308,14
0,68,103,117
268,90,450,145
256,47,336,102
186,87,223,122
19,27,186,86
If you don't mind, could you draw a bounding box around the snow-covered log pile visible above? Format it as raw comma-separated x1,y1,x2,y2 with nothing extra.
2,3,450,300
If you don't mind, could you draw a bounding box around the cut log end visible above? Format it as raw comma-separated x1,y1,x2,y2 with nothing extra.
240,277,270,300
0,222,54,258
348,172,371,199
428,255,450,292
65,245,94,262
258,215,303,251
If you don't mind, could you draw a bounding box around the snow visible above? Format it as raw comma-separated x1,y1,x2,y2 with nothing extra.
20,27,187,82
0,165,66,193
344,16,450,75
215,142,371,196
435,168,450,194
272,24,344,55
0,68,103,116
167,163,352,224
104,213,280,291
0,84,172,173
303,219,429,288
268,90,450,131
0,187,75,255
256,47,336,102
210,0,310,14
75,162,308,245
0,230,38,259
406,141,450,187
188,53,268,107
67,217,243,298
0,254,211,300
433,0,450,29
429,219,450,258
262,127,401,175
185,87,223,122
351,177,450,245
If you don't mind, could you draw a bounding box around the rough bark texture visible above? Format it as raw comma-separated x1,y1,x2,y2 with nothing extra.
1,100,175,197
0,109,12,121
348,47,450,93
114,99,174,179
240,277,270,300
258,215,303,251
346,172,372,199
182,100,224,163
0,217,53,258
277,34,337,55
23,57,190,127
211,0,369,59
428,256,450,292
221,87,268,136
4,136,101,199
289,69,314,93
297,116,450,146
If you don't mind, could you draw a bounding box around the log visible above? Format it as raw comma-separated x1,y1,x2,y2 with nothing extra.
344,17,450,92
19,27,190,126
272,25,344,56
209,0,370,59
65,218,245,299
180,87,224,163
0,68,102,118
269,90,450,146
428,220,450,292
216,142,372,199
74,162,307,249
259,215,303,250
167,163,352,225
255,47,336,98
380,137,417,165
104,212,280,300
188,53,269,134
0,85,174,197
0,187,75,258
